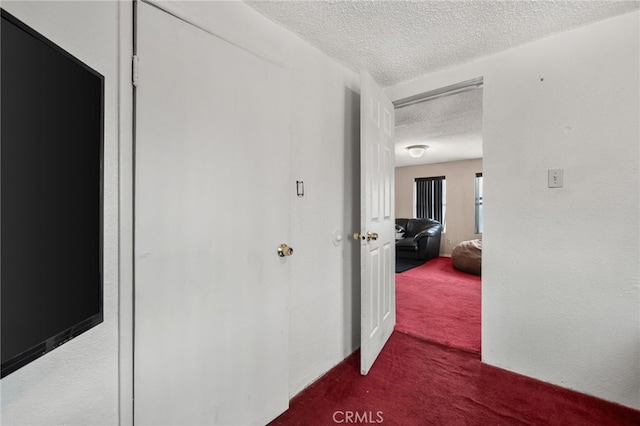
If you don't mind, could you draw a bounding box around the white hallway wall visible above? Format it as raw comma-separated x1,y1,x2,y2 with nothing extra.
0,2,122,425
388,11,640,409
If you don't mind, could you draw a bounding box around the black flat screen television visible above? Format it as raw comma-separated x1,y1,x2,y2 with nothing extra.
1,9,104,378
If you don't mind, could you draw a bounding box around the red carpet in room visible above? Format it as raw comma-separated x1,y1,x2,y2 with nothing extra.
395,256,481,354
269,332,640,426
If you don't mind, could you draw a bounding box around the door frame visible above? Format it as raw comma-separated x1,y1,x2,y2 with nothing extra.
390,76,484,356
117,0,134,423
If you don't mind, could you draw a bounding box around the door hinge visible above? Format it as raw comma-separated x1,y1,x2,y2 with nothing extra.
132,55,139,87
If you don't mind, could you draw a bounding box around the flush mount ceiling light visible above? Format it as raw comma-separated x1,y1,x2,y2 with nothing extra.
406,144,429,158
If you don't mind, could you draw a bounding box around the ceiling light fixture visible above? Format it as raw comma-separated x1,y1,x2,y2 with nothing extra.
406,145,429,158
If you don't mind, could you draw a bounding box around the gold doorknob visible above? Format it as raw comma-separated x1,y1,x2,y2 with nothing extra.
354,232,378,241
277,243,293,257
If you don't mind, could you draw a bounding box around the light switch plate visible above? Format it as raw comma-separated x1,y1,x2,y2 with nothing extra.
548,169,563,188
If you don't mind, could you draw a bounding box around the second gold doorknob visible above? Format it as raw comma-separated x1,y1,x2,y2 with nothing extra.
277,243,293,257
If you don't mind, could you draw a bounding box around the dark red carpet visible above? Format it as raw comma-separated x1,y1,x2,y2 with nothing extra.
396,256,481,354
269,332,640,425
269,256,640,425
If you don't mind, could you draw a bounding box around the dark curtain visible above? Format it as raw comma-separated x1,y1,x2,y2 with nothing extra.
415,176,445,223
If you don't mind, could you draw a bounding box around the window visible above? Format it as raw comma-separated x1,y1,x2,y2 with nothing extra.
414,176,446,227
475,172,483,234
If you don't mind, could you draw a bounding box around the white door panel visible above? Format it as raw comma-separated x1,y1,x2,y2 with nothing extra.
135,3,290,424
360,70,395,375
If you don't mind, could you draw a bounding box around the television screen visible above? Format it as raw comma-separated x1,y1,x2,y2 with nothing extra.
1,9,104,378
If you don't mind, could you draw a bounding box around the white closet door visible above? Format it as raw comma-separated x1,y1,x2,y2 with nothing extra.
134,3,291,424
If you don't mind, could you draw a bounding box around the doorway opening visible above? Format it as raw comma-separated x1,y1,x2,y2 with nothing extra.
392,78,483,355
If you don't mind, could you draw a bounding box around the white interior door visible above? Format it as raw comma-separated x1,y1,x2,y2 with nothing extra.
134,3,291,425
359,70,396,375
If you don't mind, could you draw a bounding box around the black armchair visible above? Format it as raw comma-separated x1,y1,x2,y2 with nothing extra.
395,218,443,261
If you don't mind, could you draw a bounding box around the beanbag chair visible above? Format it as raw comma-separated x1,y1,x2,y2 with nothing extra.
452,239,482,276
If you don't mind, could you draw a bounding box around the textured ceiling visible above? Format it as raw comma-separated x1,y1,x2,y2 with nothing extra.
245,0,637,87
395,88,483,167
245,0,638,166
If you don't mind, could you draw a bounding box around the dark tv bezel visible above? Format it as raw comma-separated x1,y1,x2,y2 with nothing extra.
0,8,105,378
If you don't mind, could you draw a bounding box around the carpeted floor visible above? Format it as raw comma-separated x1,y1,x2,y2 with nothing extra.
268,256,640,425
395,256,481,353
269,332,640,425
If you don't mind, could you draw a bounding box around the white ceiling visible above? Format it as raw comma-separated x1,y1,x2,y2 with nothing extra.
395,87,483,167
245,0,638,166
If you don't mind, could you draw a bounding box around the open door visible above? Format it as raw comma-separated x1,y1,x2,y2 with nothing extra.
134,2,291,424
358,70,396,375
